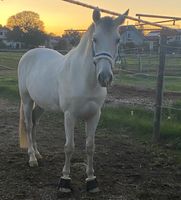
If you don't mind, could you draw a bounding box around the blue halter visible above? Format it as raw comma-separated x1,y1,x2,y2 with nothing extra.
92,44,114,67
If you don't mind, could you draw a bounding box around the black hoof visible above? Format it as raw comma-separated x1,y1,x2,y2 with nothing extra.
58,178,72,193
86,178,100,193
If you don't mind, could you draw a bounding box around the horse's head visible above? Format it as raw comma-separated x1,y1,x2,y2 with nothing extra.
92,8,129,87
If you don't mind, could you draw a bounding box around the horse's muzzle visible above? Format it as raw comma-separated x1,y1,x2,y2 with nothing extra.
98,71,113,87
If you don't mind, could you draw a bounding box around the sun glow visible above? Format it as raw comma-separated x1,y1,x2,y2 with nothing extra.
1,0,181,35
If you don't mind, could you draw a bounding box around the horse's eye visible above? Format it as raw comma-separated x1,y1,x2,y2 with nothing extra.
116,38,120,44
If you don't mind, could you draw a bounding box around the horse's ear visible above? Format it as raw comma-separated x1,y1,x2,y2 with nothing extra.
93,8,101,23
114,9,129,26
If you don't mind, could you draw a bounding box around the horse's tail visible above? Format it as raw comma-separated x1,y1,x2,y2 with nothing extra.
19,100,28,149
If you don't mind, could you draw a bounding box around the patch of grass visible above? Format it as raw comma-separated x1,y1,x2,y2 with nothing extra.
0,52,24,68
114,73,156,89
99,106,181,150
99,106,153,138
0,76,19,100
114,73,181,92
0,52,24,100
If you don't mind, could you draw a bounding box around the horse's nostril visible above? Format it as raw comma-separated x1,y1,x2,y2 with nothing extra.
98,72,113,87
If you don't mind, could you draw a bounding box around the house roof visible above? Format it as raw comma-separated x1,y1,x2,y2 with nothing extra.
146,31,160,37
0,27,9,32
119,25,145,39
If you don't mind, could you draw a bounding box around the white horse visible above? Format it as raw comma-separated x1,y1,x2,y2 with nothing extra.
18,8,129,193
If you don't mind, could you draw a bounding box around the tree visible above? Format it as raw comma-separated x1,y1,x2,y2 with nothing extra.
6,11,44,32
54,37,69,50
23,28,47,48
6,26,24,42
62,30,81,47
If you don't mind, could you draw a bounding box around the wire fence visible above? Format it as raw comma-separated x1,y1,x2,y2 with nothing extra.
113,43,181,113
116,45,181,76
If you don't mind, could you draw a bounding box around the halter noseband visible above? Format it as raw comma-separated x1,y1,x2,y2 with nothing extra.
92,44,114,67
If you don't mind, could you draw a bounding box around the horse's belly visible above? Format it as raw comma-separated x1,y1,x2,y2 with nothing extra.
28,83,60,111
33,97,60,111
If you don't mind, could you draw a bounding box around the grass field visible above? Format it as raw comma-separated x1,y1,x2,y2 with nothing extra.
115,53,181,91
100,105,181,151
0,51,24,68
1,51,181,99
117,54,181,75
114,73,181,92
0,52,24,100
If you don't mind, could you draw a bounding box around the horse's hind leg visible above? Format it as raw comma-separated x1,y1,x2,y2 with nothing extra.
22,95,38,167
32,104,44,159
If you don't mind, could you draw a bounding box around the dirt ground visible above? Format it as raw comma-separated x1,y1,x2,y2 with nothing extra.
107,84,181,109
0,86,181,200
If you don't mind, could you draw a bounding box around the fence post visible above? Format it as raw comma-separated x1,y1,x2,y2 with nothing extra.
153,29,167,142
138,54,142,72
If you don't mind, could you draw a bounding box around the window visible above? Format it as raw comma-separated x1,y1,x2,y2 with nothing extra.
176,35,181,41
127,33,131,39
127,32,132,41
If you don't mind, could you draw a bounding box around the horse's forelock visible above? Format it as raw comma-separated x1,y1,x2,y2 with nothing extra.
97,17,114,31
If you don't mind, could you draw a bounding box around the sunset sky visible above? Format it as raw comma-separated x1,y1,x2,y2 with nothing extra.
1,0,181,35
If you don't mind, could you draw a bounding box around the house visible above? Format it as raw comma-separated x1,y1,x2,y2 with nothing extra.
46,36,61,49
167,29,181,44
145,29,181,52
119,25,145,46
0,27,23,49
145,31,160,51
3,40,23,49
0,27,8,40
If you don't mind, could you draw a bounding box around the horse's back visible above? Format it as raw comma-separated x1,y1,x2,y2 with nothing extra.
18,48,63,70
18,48,64,110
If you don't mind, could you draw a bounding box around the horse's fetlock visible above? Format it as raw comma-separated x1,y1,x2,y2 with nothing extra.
28,148,35,156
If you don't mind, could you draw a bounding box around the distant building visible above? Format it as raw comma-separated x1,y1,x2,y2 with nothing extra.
0,27,8,40
46,36,61,49
3,41,23,49
167,29,181,44
145,31,160,51
0,27,23,49
119,25,145,46
145,29,181,52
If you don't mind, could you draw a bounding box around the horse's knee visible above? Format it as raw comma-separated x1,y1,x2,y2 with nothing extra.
64,143,75,155
86,141,95,155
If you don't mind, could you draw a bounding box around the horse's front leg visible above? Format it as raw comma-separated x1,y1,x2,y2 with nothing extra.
59,111,75,193
85,110,101,193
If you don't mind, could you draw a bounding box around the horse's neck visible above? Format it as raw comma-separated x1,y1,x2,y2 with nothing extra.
68,26,98,89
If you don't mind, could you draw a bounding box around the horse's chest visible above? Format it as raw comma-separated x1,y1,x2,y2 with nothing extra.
73,98,102,119
80,101,98,118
